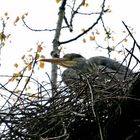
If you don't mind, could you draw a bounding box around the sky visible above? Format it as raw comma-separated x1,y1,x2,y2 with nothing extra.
0,0,140,79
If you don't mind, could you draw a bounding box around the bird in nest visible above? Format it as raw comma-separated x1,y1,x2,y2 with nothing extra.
39,53,133,125
39,53,132,87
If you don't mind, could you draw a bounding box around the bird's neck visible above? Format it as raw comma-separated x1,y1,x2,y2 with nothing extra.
75,60,97,74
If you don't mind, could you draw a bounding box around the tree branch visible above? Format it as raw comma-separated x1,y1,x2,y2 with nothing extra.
51,0,67,95
122,21,140,50
59,0,106,45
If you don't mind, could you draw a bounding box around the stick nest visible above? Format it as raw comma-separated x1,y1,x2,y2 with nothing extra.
0,67,139,140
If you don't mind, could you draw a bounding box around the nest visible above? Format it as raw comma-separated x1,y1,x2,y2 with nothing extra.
0,68,140,140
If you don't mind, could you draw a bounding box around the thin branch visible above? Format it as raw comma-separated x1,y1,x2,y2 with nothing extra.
124,41,135,79
59,0,106,45
126,48,140,64
85,75,104,140
22,19,57,32
122,21,140,50
22,18,69,32
67,4,109,16
69,0,85,30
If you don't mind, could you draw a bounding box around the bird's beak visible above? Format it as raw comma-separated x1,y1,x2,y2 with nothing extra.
39,58,68,64
39,58,77,68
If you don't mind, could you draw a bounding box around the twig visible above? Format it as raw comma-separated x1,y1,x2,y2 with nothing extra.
59,0,106,44
86,77,104,140
126,48,140,64
22,19,56,32
122,21,140,50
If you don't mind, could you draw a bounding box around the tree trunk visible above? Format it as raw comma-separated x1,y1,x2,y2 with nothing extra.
51,0,67,96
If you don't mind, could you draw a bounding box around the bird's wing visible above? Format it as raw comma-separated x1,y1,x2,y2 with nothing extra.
88,56,132,74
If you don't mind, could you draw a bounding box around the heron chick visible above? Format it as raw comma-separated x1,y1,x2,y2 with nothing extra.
40,53,132,74
40,53,133,90
40,53,132,96
39,53,134,133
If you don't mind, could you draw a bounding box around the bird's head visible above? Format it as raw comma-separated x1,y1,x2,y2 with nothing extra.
39,53,88,70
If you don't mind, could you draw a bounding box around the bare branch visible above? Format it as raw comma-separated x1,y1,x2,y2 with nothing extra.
22,18,68,32
122,21,140,50
59,0,106,45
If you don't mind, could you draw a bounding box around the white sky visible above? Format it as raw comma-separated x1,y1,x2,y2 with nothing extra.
0,0,140,78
